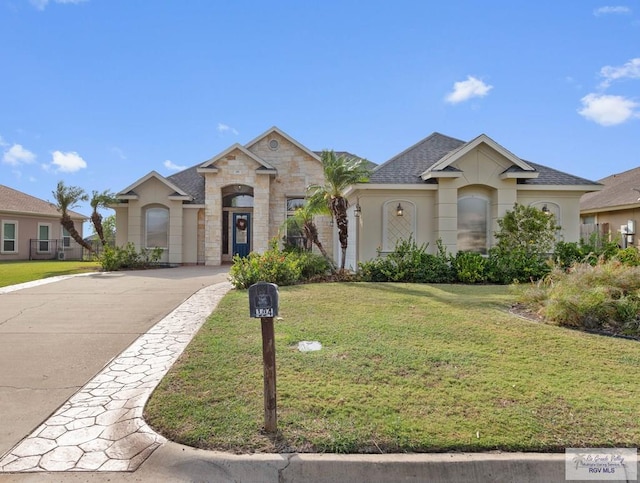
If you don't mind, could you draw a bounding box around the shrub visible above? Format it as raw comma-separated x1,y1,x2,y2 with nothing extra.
518,261,640,337
358,237,455,283
99,243,163,271
452,251,487,284
616,247,640,266
229,248,301,289
485,247,551,284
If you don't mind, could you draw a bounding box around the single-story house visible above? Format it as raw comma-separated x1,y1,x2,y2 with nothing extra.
580,166,640,248
0,184,87,261
114,127,602,268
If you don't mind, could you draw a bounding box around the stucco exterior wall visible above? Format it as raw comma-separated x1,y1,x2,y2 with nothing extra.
0,213,83,261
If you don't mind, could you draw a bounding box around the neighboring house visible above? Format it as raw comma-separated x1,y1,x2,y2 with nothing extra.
0,184,87,261
114,127,602,268
580,166,640,248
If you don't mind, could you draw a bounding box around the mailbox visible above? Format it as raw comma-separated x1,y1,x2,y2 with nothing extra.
248,282,279,318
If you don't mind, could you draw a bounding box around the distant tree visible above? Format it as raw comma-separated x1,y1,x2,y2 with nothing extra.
93,214,116,247
90,190,117,246
282,196,336,271
52,181,93,252
307,150,371,270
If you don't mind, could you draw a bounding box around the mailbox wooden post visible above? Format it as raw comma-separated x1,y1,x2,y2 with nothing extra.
248,282,279,434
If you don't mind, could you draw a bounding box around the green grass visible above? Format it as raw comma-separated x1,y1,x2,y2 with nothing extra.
145,283,640,454
0,260,101,287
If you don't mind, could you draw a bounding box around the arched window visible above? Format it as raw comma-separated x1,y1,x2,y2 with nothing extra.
146,207,169,248
458,196,489,254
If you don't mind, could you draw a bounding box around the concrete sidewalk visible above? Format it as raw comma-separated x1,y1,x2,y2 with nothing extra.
0,268,630,482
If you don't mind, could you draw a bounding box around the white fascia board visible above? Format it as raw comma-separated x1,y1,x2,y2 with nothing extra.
420,171,463,180
344,183,438,196
168,194,193,201
501,171,539,179
517,184,603,192
581,204,640,214
196,166,219,174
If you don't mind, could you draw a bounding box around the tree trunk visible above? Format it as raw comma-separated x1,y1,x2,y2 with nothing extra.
331,197,349,270
91,212,106,246
62,213,94,252
304,221,336,272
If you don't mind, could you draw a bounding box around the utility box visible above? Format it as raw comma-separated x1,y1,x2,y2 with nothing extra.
248,282,279,318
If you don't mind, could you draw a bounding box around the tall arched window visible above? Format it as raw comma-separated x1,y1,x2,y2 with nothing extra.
146,207,169,248
458,196,489,254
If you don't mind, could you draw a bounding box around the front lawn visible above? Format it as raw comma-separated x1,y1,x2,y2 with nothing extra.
0,260,100,288
145,283,640,453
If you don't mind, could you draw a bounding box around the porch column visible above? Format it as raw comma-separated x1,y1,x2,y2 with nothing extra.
435,180,458,254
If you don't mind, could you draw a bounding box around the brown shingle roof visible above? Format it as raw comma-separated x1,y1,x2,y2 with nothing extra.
580,167,640,211
0,184,87,219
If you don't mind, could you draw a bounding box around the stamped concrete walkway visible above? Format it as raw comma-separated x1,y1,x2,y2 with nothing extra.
0,267,231,475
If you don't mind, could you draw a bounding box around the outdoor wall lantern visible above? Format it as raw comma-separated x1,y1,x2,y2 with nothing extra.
354,200,362,217
396,203,404,217
541,204,550,215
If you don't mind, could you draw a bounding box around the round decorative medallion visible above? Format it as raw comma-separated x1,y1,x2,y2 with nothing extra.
269,139,279,150
236,218,248,231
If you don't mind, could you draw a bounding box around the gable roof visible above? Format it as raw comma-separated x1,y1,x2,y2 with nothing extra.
580,166,640,212
0,184,86,219
198,143,277,172
245,126,322,162
116,171,192,201
424,133,536,178
369,132,601,188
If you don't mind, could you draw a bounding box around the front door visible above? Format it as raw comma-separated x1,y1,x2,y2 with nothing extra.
233,213,251,258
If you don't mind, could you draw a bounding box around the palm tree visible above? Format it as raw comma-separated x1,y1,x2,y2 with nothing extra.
90,190,117,247
307,150,371,270
282,196,336,272
52,181,93,252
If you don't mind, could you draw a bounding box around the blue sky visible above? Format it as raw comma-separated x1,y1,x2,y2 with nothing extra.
1,0,639,225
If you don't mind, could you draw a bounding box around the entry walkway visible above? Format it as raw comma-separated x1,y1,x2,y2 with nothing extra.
0,267,231,473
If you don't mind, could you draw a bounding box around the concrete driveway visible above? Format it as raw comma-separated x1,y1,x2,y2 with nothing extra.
0,266,229,458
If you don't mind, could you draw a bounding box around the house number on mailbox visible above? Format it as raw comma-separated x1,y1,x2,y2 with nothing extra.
249,282,279,318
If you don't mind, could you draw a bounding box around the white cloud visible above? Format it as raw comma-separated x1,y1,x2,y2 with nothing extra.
599,57,640,88
593,6,631,16
0,135,8,148
2,144,36,166
51,150,87,172
578,93,639,126
445,76,493,104
30,0,88,10
163,160,187,172
217,123,239,135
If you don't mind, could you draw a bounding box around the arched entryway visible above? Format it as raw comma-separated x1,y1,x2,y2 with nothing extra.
222,184,254,261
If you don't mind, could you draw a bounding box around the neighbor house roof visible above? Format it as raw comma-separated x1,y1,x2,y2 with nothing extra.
369,132,601,187
580,166,640,213
0,184,86,219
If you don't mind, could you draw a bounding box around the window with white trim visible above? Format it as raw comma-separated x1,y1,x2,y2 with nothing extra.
286,197,306,249
2,220,17,253
38,223,51,253
458,196,489,254
62,227,71,248
145,207,169,248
